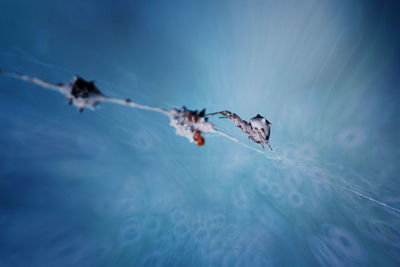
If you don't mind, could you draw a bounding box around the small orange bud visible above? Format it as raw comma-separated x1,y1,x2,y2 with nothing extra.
193,130,205,146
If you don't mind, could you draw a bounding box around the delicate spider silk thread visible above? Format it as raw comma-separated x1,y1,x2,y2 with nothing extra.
1,70,399,214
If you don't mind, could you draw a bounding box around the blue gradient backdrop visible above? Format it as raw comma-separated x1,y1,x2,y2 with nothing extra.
0,0,399,266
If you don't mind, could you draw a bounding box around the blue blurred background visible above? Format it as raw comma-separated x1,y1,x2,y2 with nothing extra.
0,0,399,266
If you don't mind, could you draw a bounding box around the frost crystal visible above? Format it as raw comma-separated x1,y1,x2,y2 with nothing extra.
169,107,214,146
65,76,104,112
